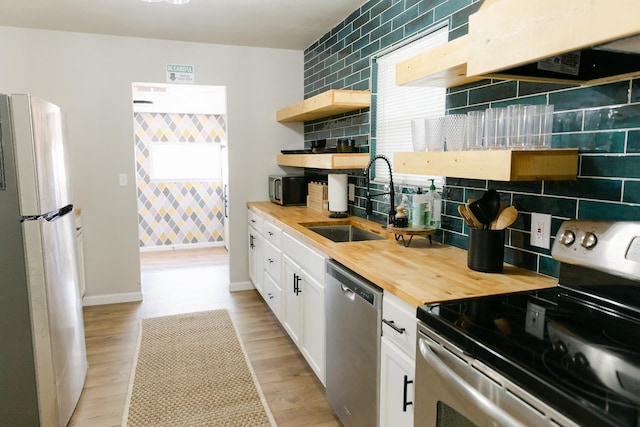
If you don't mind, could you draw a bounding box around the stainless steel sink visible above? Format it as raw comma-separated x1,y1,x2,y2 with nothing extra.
306,225,385,243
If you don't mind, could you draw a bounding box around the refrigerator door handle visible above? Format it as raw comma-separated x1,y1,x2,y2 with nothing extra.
21,204,74,223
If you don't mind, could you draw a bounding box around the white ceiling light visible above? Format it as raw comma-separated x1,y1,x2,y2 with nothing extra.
142,0,190,4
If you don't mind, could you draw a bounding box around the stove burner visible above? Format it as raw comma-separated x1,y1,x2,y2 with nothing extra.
541,348,639,411
547,320,640,406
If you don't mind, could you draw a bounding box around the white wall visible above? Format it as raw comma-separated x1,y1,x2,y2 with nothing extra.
0,26,304,303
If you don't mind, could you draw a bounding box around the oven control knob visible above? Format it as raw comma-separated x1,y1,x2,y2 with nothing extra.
559,230,576,246
572,352,589,368
581,232,598,249
552,340,567,354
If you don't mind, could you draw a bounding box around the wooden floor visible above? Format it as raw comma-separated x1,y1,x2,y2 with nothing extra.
69,247,341,427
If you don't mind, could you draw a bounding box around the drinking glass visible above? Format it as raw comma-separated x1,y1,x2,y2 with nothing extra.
466,111,485,150
529,104,554,149
445,114,467,151
507,104,533,149
484,107,508,149
425,116,445,151
411,118,427,151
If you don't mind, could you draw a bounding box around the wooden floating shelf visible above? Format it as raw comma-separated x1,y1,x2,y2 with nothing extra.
394,149,579,181
276,89,371,122
277,153,370,170
396,35,486,88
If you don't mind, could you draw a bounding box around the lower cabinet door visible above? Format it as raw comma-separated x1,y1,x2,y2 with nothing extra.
301,270,325,385
282,255,303,346
379,336,415,427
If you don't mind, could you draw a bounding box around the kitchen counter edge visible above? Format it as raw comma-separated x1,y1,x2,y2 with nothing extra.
247,201,557,308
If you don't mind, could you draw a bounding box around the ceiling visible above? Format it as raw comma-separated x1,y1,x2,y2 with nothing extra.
0,0,367,50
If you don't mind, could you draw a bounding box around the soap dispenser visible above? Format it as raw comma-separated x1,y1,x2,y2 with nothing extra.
426,179,441,229
411,188,427,228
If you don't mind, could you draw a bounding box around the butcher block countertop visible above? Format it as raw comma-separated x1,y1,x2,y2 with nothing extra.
247,201,557,308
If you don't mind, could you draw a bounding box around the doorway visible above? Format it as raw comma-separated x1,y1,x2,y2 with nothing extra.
131,83,230,291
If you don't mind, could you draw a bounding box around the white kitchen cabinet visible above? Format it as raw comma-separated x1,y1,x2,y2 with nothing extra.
380,336,415,427
282,231,328,385
379,292,416,427
282,255,304,343
263,269,282,320
282,254,326,384
248,227,263,296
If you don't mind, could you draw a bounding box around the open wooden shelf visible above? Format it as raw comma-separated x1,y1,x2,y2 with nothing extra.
277,153,370,169
394,149,579,181
396,35,486,88
276,89,371,122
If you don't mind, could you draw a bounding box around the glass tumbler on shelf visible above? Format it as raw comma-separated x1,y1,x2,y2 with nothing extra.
445,114,467,151
425,116,445,151
529,104,554,149
507,104,534,149
411,118,427,151
484,107,508,149
466,111,485,150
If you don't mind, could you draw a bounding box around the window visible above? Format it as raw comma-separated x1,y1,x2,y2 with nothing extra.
374,25,448,187
149,143,221,181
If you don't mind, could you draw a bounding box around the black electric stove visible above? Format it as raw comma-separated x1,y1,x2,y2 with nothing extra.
418,221,640,427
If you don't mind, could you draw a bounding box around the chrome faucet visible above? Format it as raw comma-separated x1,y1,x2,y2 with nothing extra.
364,155,395,225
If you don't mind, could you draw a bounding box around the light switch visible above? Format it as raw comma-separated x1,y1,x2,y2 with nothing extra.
119,173,128,186
348,183,355,202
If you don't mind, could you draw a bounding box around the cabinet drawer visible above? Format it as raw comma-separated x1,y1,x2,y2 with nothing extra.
264,272,282,321
248,209,264,233
263,240,281,282
382,293,417,358
263,220,282,247
282,232,327,283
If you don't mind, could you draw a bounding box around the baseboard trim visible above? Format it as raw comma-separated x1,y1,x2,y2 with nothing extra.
140,241,225,252
229,281,255,292
82,291,143,307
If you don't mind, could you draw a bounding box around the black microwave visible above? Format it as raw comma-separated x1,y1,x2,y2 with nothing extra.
269,175,307,206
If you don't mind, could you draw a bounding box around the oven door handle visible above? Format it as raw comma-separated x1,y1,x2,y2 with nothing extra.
419,338,526,427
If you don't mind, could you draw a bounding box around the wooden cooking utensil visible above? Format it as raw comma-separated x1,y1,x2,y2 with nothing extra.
490,206,518,230
459,205,482,229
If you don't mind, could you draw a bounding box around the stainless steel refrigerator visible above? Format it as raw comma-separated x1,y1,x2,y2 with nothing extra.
0,94,87,426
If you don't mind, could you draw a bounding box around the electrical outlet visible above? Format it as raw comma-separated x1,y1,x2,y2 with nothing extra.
525,302,546,340
348,183,355,202
530,212,551,249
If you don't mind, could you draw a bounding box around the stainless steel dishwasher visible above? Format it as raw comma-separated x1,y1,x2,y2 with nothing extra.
326,259,383,427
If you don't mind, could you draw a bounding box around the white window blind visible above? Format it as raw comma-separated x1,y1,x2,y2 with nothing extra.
375,26,448,187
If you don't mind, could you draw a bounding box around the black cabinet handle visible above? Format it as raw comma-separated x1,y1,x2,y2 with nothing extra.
293,273,302,295
249,234,254,249
382,319,406,334
403,375,413,412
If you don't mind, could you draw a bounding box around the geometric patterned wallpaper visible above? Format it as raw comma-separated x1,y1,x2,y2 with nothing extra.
133,112,227,248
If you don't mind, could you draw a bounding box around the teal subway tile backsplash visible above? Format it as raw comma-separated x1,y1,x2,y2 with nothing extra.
584,105,640,131
581,155,640,178
468,81,518,105
553,111,583,133
549,81,630,111
579,201,640,220
628,130,640,153
624,181,640,204
513,194,577,217
553,131,625,153
303,0,640,277
545,178,622,201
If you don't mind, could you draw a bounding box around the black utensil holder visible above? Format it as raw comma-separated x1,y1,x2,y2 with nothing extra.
467,228,505,273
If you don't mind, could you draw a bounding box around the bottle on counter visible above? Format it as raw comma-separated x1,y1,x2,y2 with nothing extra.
426,179,441,229
411,188,427,229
